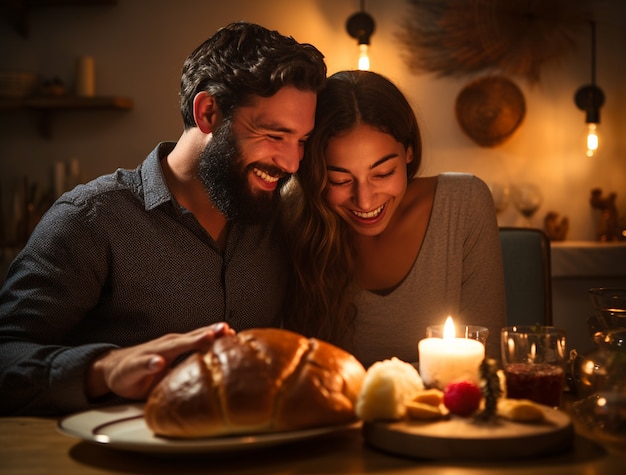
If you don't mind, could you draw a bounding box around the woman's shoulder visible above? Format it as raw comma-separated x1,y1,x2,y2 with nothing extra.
404,173,493,221
436,172,486,185
435,172,491,198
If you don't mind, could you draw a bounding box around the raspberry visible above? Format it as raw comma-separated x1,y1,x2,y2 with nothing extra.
443,380,482,416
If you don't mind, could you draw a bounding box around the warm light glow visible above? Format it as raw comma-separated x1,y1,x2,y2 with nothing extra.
586,123,599,158
443,316,455,340
418,315,485,390
357,44,370,71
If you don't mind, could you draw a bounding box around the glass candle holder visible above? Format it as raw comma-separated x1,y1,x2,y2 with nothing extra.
418,322,487,390
426,324,489,346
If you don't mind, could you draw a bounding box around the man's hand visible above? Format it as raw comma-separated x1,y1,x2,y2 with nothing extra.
86,322,234,401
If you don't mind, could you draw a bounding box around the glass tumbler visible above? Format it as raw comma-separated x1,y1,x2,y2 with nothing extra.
501,326,567,407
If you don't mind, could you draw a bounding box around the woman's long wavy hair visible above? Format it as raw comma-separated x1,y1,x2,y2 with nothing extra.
282,70,422,349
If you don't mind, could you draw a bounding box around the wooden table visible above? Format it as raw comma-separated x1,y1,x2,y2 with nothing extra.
1,414,624,475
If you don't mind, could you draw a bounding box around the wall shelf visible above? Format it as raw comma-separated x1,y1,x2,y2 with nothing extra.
0,95,133,138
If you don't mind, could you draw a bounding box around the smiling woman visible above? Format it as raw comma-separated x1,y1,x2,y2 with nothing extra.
281,70,506,367
324,124,412,238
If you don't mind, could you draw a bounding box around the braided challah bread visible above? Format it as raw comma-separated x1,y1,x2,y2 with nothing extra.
144,328,366,438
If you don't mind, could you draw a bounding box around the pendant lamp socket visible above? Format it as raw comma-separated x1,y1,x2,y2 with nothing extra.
346,11,375,45
575,84,605,123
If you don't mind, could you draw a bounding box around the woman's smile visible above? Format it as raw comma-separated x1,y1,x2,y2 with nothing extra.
350,203,386,221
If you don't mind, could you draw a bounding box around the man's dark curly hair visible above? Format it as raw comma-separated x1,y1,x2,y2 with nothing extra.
180,22,326,129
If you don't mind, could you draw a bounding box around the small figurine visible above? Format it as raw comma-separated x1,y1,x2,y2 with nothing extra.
590,188,619,242
544,212,569,241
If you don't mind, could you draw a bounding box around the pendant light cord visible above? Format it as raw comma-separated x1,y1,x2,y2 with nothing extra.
590,21,596,86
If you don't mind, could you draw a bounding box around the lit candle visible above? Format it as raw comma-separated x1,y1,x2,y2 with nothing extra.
418,316,485,390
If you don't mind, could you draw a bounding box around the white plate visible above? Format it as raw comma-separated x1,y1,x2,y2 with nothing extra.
58,403,359,454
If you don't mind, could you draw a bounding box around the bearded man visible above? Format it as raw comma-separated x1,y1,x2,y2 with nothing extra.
0,22,326,416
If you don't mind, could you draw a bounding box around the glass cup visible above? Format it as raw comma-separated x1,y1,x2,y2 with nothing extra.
420,324,488,390
501,326,567,407
426,324,489,346
588,288,626,338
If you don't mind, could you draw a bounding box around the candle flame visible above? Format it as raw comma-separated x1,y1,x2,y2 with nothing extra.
443,316,455,340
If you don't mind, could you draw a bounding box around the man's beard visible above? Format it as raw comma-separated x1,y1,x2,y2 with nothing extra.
197,120,290,224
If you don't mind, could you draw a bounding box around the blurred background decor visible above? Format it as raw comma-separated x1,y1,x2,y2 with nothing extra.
455,75,525,147
544,212,570,241
345,0,376,70
0,0,624,241
590,188,619,242
396,0,593,83
574,21,605,158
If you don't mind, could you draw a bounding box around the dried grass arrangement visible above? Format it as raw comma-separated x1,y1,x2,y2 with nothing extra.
396,0,593,83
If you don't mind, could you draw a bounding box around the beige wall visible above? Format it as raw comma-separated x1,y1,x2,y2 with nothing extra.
1,0,625,240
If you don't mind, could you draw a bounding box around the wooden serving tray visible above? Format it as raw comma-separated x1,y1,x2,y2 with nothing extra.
363,406,574,460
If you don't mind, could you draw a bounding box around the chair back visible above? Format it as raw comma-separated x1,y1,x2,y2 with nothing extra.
499,227,553,326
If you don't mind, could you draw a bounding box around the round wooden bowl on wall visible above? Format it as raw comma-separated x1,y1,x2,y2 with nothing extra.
455,75,526,147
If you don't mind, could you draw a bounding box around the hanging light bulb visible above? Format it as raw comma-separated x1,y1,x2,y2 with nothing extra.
358,44,370,71
585,123,599,158
346,1,375,71
576,84,604,158
574,21,605,158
